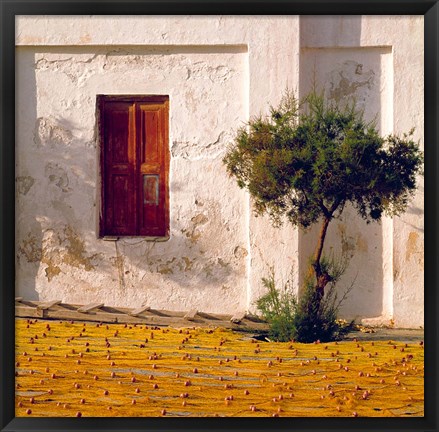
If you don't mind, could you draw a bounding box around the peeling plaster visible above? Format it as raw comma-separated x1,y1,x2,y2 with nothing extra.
157,258,177,275
35,54,100,86
337,223,356,258
61,226,100,271
187,61,235,83
45,162,71,192
327,60,375,107
180,257,194,272
191,213,209,226
171,132,230,160
18,233,42,263
181,213,209,244
233,246,248,259
356,233,369,253
34,117,73,148
405,232,422,266
35,227,103,283
16,176,35,195
43,261,62,282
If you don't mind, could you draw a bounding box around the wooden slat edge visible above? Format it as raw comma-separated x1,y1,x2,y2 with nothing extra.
36,300,62,311
15,305,268,330
184,309,198,321
129,305,151,317
77,303,105,313
230,312,247,324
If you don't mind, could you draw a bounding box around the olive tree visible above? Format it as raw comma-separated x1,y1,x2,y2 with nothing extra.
223,91,423,306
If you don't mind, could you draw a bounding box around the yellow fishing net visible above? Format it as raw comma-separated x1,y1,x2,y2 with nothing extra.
15,318,424,417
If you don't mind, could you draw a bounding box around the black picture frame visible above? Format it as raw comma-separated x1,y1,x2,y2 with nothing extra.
1,1,437,431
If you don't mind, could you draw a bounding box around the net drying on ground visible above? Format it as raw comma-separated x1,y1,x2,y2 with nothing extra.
15,318,424,417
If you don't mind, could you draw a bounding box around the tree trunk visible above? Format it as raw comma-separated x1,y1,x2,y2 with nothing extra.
312,216,332,302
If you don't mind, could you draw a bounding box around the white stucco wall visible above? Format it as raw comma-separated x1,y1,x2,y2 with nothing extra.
15,15,423,327
15,16,300,315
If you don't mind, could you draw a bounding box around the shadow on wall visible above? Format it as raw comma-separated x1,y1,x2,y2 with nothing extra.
405,185,424,234
99,227,242,307
15,47,107,301
16,106,245,303
16,47,39,301
300,15,362,50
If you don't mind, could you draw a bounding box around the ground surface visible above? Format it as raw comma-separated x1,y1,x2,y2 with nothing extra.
15,318,424,418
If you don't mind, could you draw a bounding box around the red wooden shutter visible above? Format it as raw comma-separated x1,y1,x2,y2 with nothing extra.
137,101,169,236
102,101,137,236
100,96,169,237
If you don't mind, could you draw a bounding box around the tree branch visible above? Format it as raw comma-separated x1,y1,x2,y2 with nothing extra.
314,216,331,274
329,198,342,214
318,199,331,218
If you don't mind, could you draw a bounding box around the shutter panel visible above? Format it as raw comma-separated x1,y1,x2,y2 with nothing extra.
137,102,169,236
103,102,136,235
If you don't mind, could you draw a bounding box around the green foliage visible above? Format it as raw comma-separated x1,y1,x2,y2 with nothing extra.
223,90,424,228
256,265,354,343
256,274,297,342
229,89,422,342
317,252,349,285
293,279,354,343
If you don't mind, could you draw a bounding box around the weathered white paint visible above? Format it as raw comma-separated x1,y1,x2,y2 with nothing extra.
15,15,423,327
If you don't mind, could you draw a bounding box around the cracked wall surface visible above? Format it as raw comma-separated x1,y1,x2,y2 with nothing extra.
16,44,252,313
15,15,423,327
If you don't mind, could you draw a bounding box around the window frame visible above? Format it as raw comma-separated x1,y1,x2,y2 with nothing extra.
97,94,170,240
